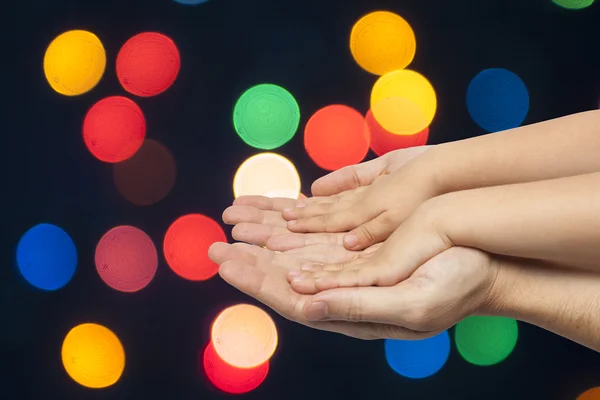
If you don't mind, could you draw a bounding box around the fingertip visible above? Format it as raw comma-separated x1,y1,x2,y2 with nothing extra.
208,242,229,263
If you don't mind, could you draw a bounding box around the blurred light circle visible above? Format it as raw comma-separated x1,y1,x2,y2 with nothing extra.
578,387,600,400
304,105,371,171
466,68,529,132
202,341,269,394
366,109,428,156
175,0,210,4
44,30,106,96
95,226,158,293
350,11,416,75
371,69,437,135
61,323,125,389
455,316,519,366
384,331,450,379
233,84,300,150
553,0,595,9
16,223,77,291
113,139,177,206
211,304,278,369
233,153,301,199
116,32,180,97
163,214,226,281
83,96,146,163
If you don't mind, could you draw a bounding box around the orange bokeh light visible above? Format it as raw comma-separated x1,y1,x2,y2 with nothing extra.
211,304,278,369
304,105,371,171
83,96,146,163
366,109,428,156
113,139,177,206
578,387,600,400
95,226,158,293
163,214,226,281
202,341,269,394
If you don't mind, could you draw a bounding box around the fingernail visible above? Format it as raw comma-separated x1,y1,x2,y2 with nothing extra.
344,234,358,247
288,269,301,278
292,276,304,283
287,220,296,226
300,264,314,271
305,302,329,321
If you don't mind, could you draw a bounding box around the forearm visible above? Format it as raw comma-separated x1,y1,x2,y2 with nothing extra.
434,172,600,269
484,256,600,352
424,110,600,194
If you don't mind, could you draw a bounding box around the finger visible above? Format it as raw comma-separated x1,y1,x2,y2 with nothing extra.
311,157,387,196
286,209,370,233
266,232,344,251
233,196,297,211
231,223,289,246
283,188,365,221
288,258,366,294
342,211,399,250
285,244,360,265
223,205,287,227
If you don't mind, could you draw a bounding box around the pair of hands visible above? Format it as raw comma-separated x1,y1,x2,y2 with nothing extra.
209,146,504,340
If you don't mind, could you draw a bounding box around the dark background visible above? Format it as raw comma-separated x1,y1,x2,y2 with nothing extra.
6,0,600,398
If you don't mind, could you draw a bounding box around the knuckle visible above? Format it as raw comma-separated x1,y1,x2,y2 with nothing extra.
356,224,376,244
344,288,363,321
350,167,362,188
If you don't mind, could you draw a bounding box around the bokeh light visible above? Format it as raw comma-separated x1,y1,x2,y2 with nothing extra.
350,11,416,75
113,139,177,206
44,30,106,96
163,214,226,281
83,96,146,163
455,316,519,366
61,323,125,389
371,69,437,135
304,105,371,171
233,84,300,150
116,32,180,97
202,341,269,394
384,331,450,379
466,68,529,132
175,0,210,4
553,0,595,9
233,152,301,199
211,304,278,369
366,109,429,156
16,223,77,291
578,387,600,400
95,226,158,293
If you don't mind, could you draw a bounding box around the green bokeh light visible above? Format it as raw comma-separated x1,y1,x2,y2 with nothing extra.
233,84,300,150
552,0,595,10
454,316,518,366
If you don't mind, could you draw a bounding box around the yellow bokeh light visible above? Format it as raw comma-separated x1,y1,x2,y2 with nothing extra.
350,11,416,76
44,30,106,96
211,304,278,369
233,152,301,199
370,69,437,135
61,323,125,389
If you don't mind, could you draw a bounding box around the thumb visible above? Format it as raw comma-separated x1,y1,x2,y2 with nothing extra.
343,212,398,250
311,157,386,196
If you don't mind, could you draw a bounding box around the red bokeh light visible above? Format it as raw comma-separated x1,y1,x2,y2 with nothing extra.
366,109,429,156
116,32,181,97
163,214,226,281
304,105,371,171
95,226,158,292
83,96,146,163
113,139,177,206
202,341,269,395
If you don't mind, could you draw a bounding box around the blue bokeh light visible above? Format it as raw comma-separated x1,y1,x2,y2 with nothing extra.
16,223,77,291
384,331,451,379
466,68,529,132
174,0,210,5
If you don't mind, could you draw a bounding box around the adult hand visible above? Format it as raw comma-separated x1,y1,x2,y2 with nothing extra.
208,242,500,340
283,147,441,251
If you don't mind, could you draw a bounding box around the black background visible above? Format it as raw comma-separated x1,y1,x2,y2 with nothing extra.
6,0,600,399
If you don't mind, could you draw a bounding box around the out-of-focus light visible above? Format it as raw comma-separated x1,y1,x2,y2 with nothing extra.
233,153,301,199
384,331,450,379
95,226,158,293
454,316,519,366
578,387,600,400
44,30,106,96
304,105,371,171
366,109,428,156
163,214,226,281
553,0,595,10
61,323,125,389
16,223,77,291
211,304,278,369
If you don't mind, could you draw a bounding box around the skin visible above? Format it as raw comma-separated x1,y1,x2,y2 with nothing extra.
282,110,600,251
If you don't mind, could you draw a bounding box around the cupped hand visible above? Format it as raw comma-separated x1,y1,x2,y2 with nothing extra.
208,242,500,340
283,146,440,251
